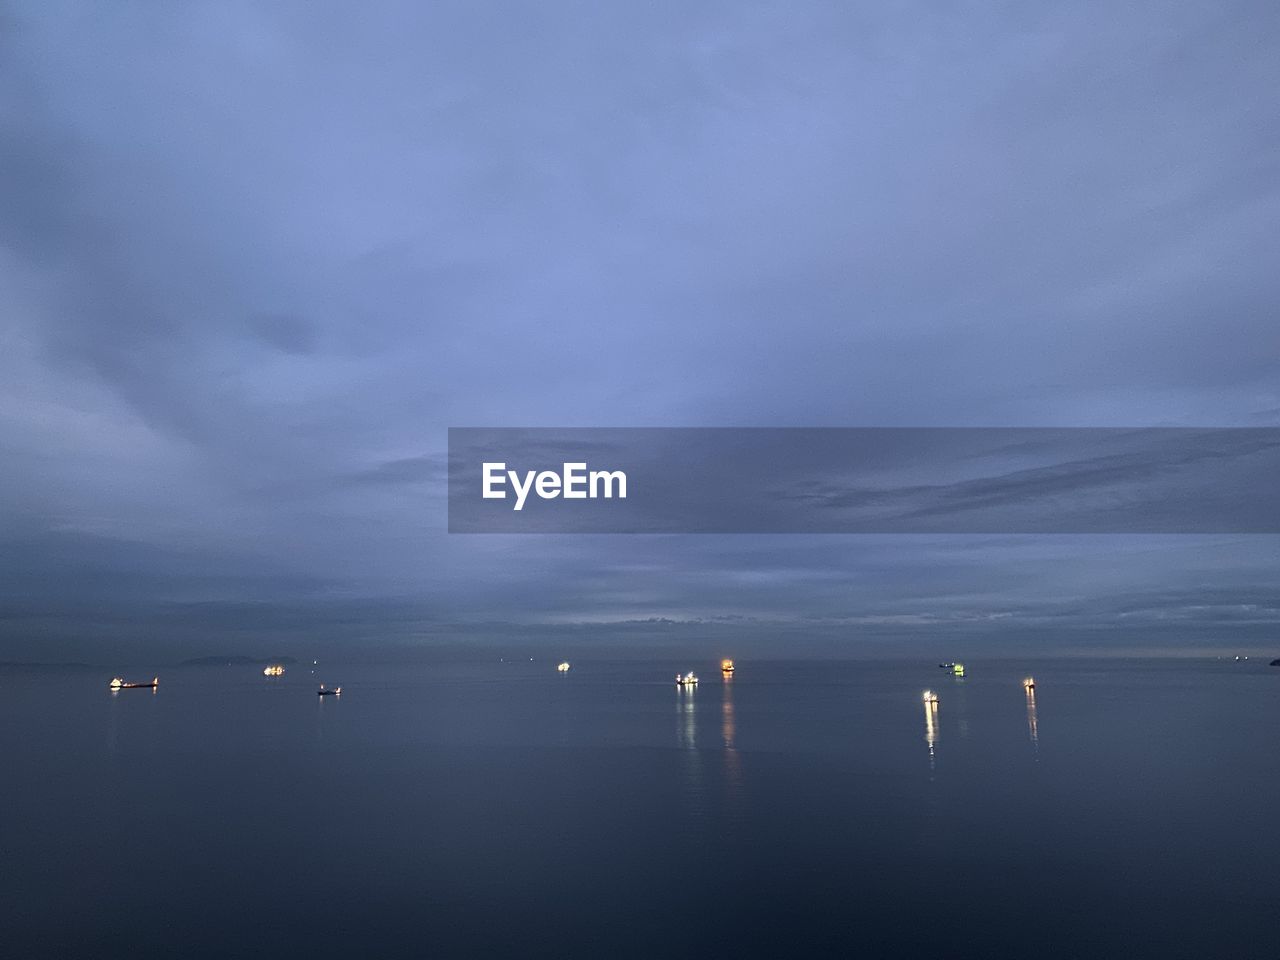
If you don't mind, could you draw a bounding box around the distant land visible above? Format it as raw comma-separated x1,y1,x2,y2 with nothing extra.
179,655,299,667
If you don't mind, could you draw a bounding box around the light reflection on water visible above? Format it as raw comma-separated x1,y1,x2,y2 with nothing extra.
1026,686,1040,757
676,681,704,831
953,677,971,740
721,676,744,828
923,698,939,773
4,659,1278,959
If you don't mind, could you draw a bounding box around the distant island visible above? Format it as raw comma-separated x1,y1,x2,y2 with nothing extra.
179,655,299,667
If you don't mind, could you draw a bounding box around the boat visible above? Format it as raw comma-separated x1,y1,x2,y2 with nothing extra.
317,684,342,696
721,659,735,675
952,663,966,678
938,662,955,669
557,661,571,673
675,672,698,687
922,690,939,705
263,664,285,677
1023,677,1036,690
109,676,158,690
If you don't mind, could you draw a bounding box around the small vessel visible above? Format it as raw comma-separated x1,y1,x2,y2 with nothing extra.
721,659,735,675
938,662,955,669
263,664,285,677
317,684,342,696
557,661,571,673
952,663,966,678
922,690,939,705
109,676,158,690
675,672,698,687
1023,677,1036,691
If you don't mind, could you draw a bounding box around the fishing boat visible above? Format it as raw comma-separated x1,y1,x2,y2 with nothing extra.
109,677,158,690
263,664,285,677
675,672,698,687
922,690,939,705
721,659,735,675
317,684,342,696
1023,677,1036,691
952,663,966,678
557,661,571,673
938,662,955,669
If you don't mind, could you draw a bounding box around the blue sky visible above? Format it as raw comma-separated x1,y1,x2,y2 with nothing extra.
1,2,1278,659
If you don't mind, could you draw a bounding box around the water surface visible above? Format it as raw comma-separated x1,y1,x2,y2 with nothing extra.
3,658,1277,958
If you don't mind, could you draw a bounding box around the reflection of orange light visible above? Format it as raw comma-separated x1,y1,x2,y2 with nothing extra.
722,693,735,747
1026,685,1039,747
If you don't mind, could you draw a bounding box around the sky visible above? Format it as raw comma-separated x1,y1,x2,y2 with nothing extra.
1,1,1278,661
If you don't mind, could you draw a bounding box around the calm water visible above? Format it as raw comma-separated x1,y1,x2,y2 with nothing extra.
2,658,1278,958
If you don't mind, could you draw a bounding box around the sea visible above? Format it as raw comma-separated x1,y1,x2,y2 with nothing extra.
2,657,1277,958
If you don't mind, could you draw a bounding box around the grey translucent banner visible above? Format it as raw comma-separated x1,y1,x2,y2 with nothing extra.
448,428,1280,533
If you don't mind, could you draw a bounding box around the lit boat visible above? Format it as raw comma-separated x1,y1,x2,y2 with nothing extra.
952,663,966,678
1023,677,1036,690
557,661,571,673
721,659,735,675
922,690,939,704
317,684,342,696
938,662,955,669
263,664,285,677
109,676,158,690
675,672,698,687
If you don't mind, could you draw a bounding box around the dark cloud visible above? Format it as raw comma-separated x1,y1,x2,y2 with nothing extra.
345,454,445,486
0,1,1278,658
248,313,319,355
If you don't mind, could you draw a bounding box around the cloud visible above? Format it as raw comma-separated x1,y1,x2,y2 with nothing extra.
248,313,319,355
345,455,446,486
0,1,1277,656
